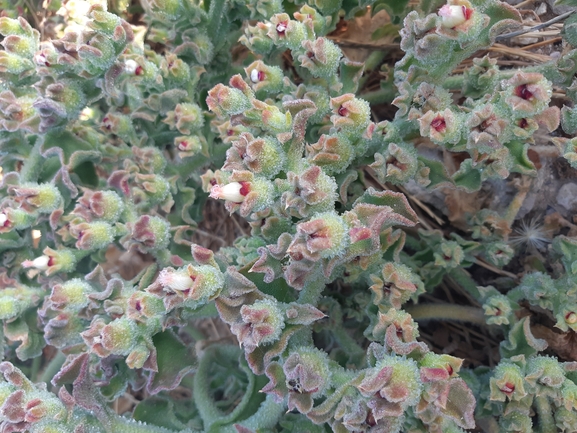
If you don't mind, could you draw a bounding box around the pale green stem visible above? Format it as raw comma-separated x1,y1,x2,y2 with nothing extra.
20,138,42,183
406,303,486,326
30,355,41,382
534,395,556,433
40,350,66,385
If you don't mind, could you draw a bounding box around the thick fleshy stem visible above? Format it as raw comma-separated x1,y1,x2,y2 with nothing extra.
40,350,66,385
19,137,43,183
406,303,486,326
534,395,556,433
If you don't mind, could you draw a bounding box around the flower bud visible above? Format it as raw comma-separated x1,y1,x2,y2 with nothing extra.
280,165,337,218
244,60,284,94
163,103,204,134
307,133,354,175
85,317,139,357
0,208,37,232
49,278,92,311
490,361,527,402
127,291,165,320
36,247,78,275
132,146,167,174
89,7,122,35
224,133,285,179
73,190,124,223
70,221,115,250
0,52,34,75
240,22,275,55
133,173,171,205
299,38,342,80
357,356,422,420
526,355,566,390
283,347,332,413
370,142,419,185
0,286,42,320
369,263,423,309
501,72,552,118
482,292,513,325
177,135,208,160
161,54,191,84
330,94,371,138
267,14,309,51
11,183,62,213
130,215,170,252
101,112,136,142
206,84,251,117
288,212,349,261
232,298,285,351
418,108,463,146
2,34,36,58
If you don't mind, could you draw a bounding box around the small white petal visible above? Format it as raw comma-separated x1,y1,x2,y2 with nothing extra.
250,69,260,83
0,213,7,227
124,59,139,74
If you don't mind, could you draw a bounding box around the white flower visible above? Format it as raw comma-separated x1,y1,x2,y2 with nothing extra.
0,213,7,227
438,5,467,29
22,255,50,271
250,69,260,83
158,268,193,291
124,59,139,74
209,182,246,203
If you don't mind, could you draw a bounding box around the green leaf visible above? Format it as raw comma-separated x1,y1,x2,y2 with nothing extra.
147,330,196,394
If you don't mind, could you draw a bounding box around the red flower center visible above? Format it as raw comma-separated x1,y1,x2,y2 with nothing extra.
463,6,473,20
500,382,515,394
239,181,251,196
515,84,533,100
338,106,348,116
518,118,528,128
135,65,144,76
431,116,446,132
276,21,288,35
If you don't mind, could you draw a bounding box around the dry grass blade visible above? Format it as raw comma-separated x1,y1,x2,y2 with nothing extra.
489,44,552,62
